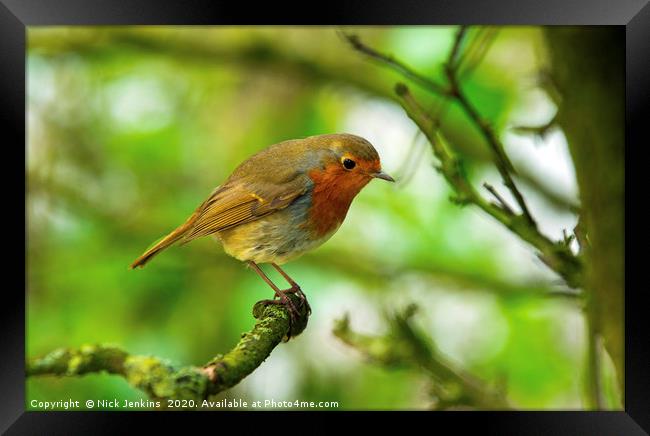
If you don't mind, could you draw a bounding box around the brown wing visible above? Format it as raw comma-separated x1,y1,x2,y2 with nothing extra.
182,174,309,241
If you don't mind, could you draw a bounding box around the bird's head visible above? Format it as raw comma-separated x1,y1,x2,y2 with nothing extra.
306,133,394,199
299,133,394,236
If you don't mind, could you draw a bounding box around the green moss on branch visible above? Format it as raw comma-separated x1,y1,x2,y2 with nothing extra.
27,295,309,404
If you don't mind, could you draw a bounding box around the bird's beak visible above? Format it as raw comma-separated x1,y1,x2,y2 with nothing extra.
373,170,395,182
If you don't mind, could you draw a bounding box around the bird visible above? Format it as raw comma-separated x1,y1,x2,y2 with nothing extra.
130,133,394,322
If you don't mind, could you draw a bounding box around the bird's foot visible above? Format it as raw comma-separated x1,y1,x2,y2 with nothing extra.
283,285,311,315
257,288,311,340
259,290,301,325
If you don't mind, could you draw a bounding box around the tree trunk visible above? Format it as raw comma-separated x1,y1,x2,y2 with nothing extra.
544,27,625,407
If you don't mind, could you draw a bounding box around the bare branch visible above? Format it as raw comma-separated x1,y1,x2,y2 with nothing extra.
458,27,499,78
340,31,449,97
483,182,515,215
447,76,536,226
511,114,559,145
395,83,582,289
346,30,583,287
448,26,469,69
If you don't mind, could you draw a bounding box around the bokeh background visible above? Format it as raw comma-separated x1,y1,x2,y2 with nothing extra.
27,26,620,409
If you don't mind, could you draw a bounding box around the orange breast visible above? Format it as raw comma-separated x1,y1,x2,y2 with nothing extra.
306,164,371,237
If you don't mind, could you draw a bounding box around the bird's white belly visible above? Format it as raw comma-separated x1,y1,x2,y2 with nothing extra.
215,208,340,265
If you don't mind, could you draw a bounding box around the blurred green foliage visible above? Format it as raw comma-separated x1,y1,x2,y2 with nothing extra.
26,26,611,410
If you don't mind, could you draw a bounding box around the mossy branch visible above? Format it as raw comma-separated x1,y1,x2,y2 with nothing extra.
27,296,309,403
334,305,511,410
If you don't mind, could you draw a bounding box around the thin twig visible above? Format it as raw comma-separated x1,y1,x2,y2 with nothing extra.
448,78,536,226
340,31,449,97
394,129,427,187
459,27,499,78
511,114,559,146
448,26,469,69
483,182,515,215
573,216,589,253
562,228,575,247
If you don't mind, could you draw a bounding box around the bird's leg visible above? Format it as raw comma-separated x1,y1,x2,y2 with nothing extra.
271,263,311,315
248,261,282,298
248,261,300,322
271,263,300,290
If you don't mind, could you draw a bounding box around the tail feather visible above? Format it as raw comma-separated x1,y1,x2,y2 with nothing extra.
129,212,199,269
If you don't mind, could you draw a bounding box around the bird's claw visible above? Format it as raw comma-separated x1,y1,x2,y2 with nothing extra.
284,285,311,315
258,293,301,324
257,288,311,340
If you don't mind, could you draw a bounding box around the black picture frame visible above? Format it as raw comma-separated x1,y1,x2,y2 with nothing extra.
3,0,647,433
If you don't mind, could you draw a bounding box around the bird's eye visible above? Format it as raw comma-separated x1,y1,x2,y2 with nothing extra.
342,158,356,170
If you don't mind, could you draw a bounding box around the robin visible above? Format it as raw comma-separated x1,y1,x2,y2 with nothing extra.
130,133,394,322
